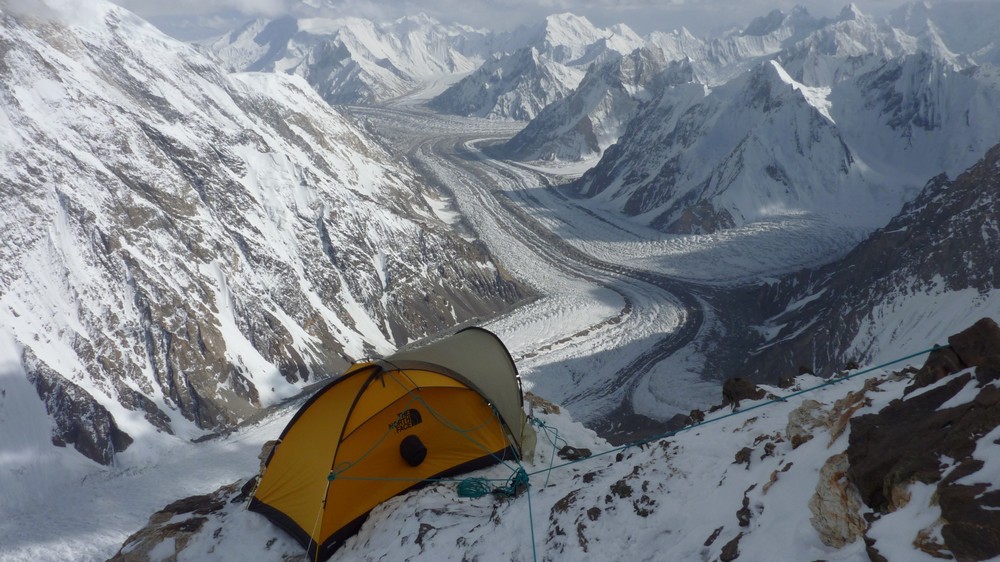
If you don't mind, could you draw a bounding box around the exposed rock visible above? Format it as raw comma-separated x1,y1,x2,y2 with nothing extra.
938,468,1000,560
947,317,1000,372
809,453,867,548
905,346,965,395
258,439,278,472
526,392,561,415
722,378,766,408
846,321,1000,561
864,536,889,562
720,532,743,562
609,479,633,499
557,445,592,461
736,497,752,527
733,446,753,468
826,380,876,445
786,399,824,449
914,526,952,560
736,484,756,527
704,526,724,547
111,481,241,561
23,350,132,465
848,372,981,511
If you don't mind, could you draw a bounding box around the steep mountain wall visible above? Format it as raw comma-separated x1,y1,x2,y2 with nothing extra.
0,4,525,464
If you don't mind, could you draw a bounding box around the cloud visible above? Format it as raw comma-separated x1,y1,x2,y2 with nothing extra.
110,0,295,18
101,0,978,40
1,0,107,26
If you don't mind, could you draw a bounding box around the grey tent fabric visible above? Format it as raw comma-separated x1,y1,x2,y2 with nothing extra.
379,327,526,452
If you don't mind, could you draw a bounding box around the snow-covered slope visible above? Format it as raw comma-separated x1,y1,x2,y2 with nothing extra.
100,319,1000,562
0,1,524,468
736,141,1000,380
201,13,493,104
428,14,645,121
574,59,879,233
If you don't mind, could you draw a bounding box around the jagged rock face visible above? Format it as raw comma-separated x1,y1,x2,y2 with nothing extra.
429,14,645,121
888,0,1000,66
735,143,1000,380
573,58,873,234
23,349,134,465
110,480,246,562
427,46,586,121
0,5,525,463
846,318,1000,562
498,47,669,162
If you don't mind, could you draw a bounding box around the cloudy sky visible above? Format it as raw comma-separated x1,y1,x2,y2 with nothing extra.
104,0,933,39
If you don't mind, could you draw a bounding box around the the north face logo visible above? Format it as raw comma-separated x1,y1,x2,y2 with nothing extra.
392,408,422,432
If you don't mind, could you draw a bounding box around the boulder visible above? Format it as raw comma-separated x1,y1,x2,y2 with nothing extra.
904,346,965,395
809,453,867,548
948,317,1000,372
786,399,824,449
721,378,766,408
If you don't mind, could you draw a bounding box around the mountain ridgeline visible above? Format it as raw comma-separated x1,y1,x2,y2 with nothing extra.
0,4,525,464
725,141,1000,382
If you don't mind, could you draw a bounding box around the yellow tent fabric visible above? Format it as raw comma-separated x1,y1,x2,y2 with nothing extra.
249,327,525,561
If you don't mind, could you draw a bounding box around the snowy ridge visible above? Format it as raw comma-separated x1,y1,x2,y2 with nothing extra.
201,13,493,104
498,6,871,166
428,46,587,121
428,14,645,121
889,0,1000,65
497,47,670,161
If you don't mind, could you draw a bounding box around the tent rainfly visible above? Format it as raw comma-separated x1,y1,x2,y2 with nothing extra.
248,327,530,560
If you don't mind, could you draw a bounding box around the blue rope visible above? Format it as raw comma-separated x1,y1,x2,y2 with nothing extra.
457,477,494,498
526,344,949,477
530,417,566,488
524,468,538,562
457,466,529,498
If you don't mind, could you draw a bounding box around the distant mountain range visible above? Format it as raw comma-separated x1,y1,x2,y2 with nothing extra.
571,3,1000,235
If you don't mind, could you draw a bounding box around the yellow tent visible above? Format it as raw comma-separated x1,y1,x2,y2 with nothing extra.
248,327,528,560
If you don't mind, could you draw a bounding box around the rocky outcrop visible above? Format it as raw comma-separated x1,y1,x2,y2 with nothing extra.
786,399,824,449
23,350,133,466
110,481,245,562
809,452,866,548
846,318,1000,561
721,377,766,408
